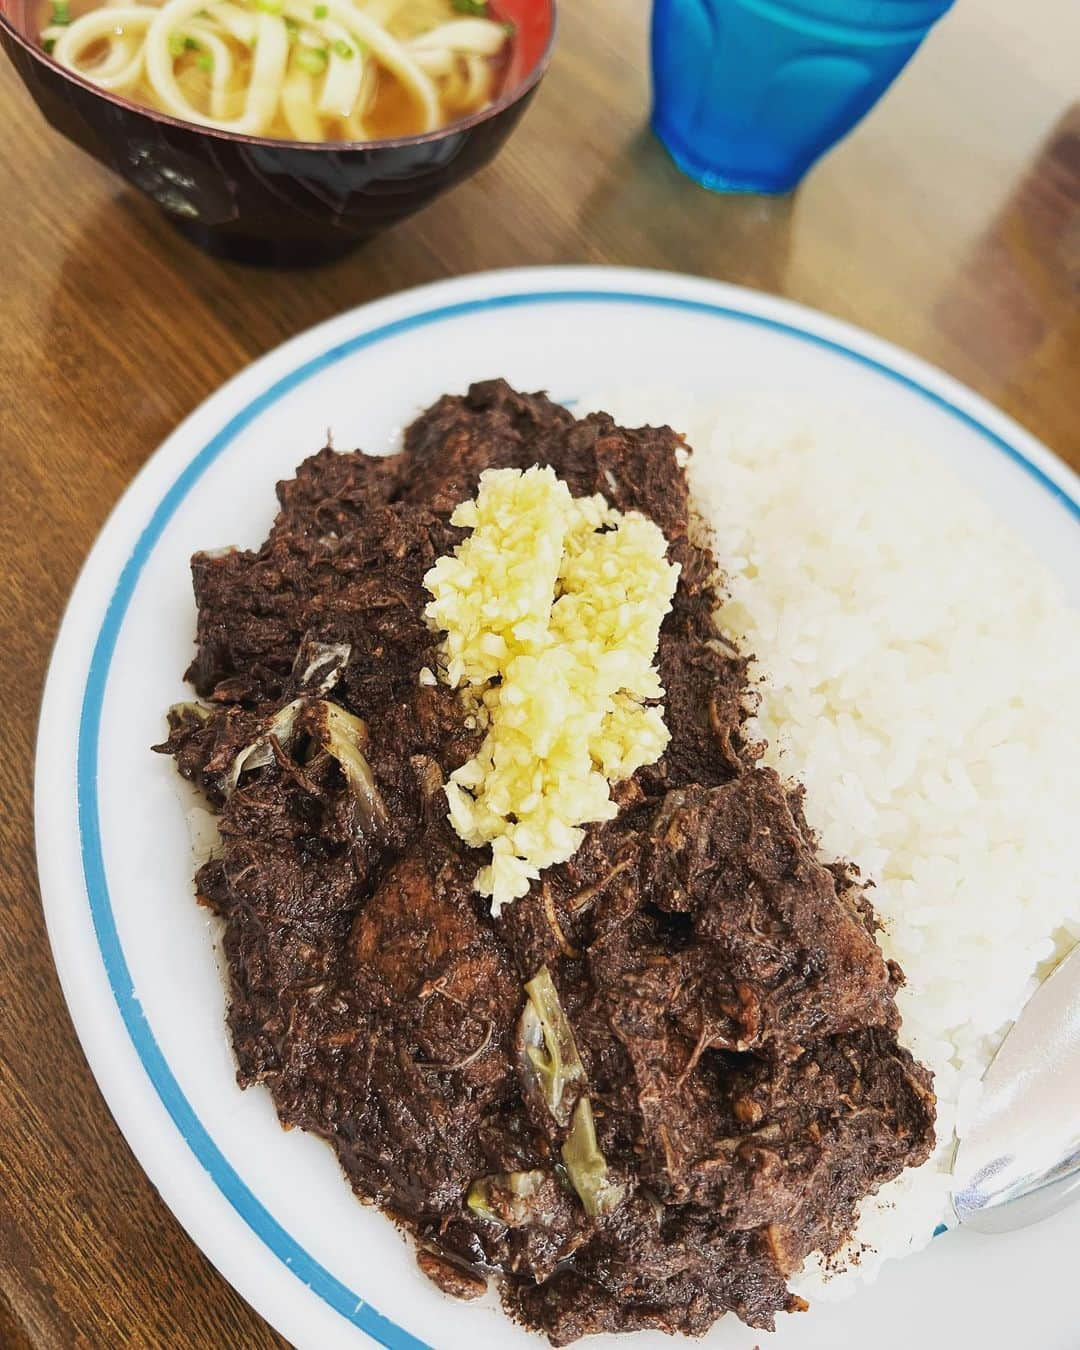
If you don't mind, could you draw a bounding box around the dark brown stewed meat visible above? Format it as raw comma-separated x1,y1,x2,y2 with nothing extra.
156,380,935,1344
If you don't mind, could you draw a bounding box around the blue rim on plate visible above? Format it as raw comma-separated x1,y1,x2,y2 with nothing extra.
75,289,1080,1350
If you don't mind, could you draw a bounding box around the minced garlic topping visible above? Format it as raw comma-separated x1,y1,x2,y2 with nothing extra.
423,466,680,913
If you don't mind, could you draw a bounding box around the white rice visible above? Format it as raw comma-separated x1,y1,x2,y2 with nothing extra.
583,389,1080,1294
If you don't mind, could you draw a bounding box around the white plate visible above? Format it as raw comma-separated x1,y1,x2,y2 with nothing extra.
36,267,1080,1350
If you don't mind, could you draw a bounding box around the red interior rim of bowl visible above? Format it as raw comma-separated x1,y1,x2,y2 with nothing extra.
0,0,557,150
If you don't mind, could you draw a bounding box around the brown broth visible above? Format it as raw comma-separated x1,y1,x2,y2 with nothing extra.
38,0,512,142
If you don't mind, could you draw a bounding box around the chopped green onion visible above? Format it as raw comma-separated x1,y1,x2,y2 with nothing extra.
467,1171,552,1227
518,967,586,1127
316,701,388,835
561,1097,625,1218
313,3,327,16
50,1,71,25
255,0,283,13
451,0,487,13
170,32,201,54
196,51,213,71
167,701,212,727
294,44,328,73
284,15,299,35
331,37,353,58
43,35,56,52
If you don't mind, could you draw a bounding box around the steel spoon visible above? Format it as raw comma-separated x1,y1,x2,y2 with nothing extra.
950,942,1080,1232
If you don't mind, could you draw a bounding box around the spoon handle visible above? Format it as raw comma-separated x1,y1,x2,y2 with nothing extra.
953,1143,1080,1233
950,943,1080,1234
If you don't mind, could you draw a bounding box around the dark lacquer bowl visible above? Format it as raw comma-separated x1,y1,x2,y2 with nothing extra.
0,0,555,264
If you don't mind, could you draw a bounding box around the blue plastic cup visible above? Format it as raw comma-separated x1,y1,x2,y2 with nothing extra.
651,0,955,193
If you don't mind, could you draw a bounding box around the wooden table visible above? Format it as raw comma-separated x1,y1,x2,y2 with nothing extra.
1,0,1077,1343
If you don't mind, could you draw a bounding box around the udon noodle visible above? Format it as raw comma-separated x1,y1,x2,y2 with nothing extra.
39,0,513,140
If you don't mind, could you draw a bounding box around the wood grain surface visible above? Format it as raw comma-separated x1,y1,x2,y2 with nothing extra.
0,0,1077,1345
